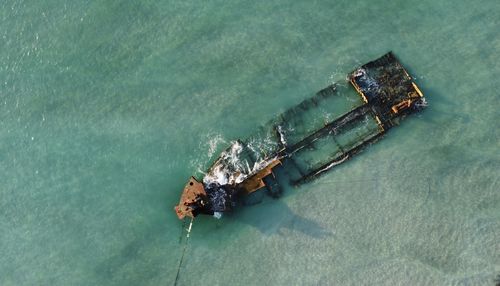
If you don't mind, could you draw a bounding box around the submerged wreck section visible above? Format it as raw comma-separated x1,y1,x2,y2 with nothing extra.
174,52,426,220
349,52,425,128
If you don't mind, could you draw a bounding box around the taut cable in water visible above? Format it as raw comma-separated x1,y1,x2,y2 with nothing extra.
173,217,194,286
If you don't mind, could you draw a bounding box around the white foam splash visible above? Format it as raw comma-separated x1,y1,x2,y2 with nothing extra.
415,98,428,108
313,155,349,176
203,140,278,187
277,125,287,146
203,141,245,186
207,134,226,159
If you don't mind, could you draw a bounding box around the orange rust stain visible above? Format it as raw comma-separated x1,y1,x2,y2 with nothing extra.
238,160,281,194
174,177,206,220
391,99,412,114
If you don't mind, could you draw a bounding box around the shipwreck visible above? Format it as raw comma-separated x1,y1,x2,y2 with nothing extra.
174,52,427,220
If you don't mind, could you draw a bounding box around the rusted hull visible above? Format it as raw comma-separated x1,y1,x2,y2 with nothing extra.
174,52,426,220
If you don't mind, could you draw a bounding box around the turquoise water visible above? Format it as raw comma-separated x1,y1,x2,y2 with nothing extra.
1,1,499,285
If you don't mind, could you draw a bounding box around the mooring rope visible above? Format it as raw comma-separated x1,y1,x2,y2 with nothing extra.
178,219,186,244
173,217,194,286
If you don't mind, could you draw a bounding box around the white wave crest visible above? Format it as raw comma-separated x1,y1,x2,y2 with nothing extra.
203,140,278,187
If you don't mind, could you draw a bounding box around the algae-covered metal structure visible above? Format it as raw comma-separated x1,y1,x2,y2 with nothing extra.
174,52,427,220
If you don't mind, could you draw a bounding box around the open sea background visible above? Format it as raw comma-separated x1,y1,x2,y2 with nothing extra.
1,1,499,285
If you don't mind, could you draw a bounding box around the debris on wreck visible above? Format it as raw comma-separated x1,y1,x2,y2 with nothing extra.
174,52,427,220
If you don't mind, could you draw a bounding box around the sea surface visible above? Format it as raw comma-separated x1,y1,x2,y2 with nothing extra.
1,1,499,285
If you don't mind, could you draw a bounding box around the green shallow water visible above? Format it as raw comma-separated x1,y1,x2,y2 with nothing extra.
1,1,499,285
